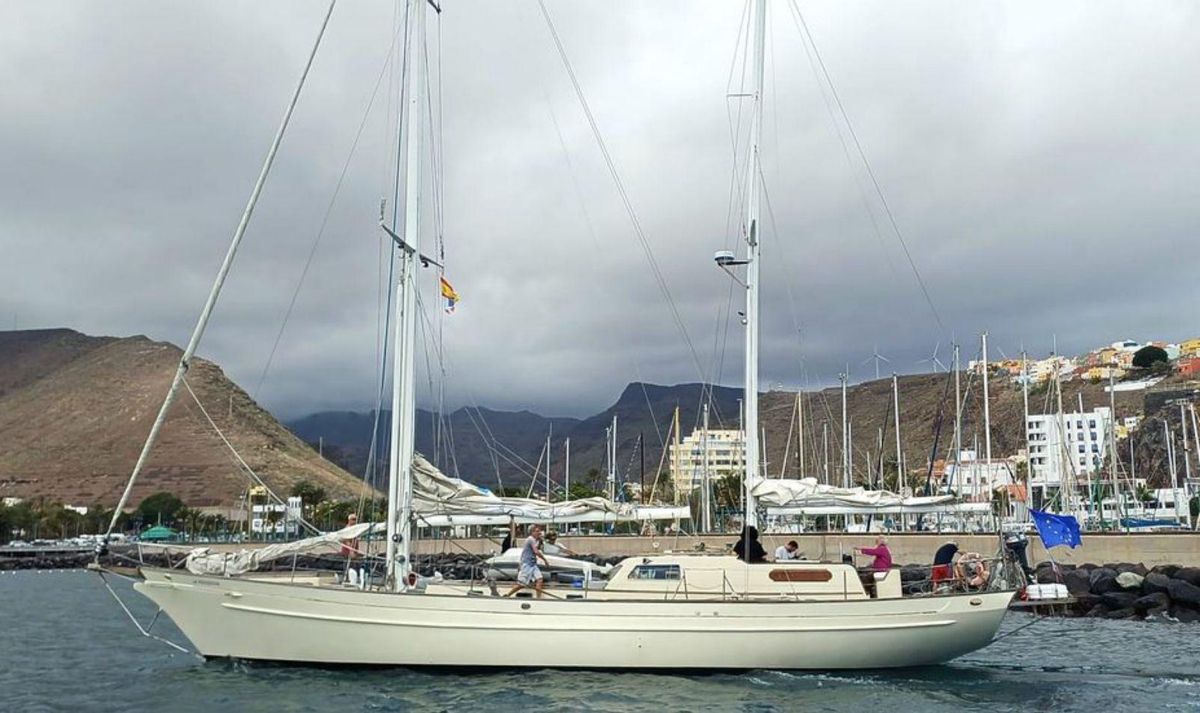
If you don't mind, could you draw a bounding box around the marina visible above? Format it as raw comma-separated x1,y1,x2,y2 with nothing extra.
2,0,1199,707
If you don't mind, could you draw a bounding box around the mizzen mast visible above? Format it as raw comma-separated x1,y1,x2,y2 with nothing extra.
741,0,767,528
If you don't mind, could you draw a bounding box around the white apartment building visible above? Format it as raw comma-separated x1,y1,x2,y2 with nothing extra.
941,449,1016,500
1026,406,1112,502
251,496,303,537
670,429,745,494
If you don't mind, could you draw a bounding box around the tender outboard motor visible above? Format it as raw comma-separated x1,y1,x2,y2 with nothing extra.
1004,532,1034,583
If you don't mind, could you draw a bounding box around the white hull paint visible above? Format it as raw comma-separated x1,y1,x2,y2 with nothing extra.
135,568,1011,669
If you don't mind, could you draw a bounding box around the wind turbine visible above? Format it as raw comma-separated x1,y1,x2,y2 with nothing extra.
861,345,890,381
917,341,948,373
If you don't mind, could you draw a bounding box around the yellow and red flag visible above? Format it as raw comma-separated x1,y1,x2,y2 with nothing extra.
439,276,460,313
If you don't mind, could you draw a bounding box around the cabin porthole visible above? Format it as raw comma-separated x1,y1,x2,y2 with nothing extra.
521,603,531,610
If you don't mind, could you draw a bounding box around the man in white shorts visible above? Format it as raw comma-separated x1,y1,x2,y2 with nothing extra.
505,523,550,598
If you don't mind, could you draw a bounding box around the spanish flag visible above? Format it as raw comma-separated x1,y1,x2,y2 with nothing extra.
439,276,460,313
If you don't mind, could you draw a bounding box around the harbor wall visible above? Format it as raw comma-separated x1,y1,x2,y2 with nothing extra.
409,532,1200,567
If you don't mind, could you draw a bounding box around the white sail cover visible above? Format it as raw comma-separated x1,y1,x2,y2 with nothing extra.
185,522,381,576
750,477,967,513
410,455,690,526
185,455,687,575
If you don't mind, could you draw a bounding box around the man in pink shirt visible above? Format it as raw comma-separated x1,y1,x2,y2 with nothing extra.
854,536,893,572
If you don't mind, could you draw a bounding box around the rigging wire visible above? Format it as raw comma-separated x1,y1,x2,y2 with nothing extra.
534,0,708,385
358,1,414,520
251,18,409,402
181,376,321,535
785,0,945,332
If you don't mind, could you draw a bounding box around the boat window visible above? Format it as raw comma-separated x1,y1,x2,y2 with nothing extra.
628,564,681,580
769,568,833,582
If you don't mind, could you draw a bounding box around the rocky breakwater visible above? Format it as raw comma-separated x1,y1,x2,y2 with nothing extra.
1036,561,1200,622
0,551,93,571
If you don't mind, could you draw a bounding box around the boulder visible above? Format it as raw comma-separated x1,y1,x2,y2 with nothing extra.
1173,567,1200,587
1035,566,1059,584
1167,578,1200,608
1104,607,1137,620
1115,572,1144,590
1132,563,1150,577
1089,567,1117,586
1134,592,1170,612
1090,570,1121,595
1064,569,1093,596
1143,572,1172,595
1113,562,1138,574
1074,593,1102,612
1171,606,1200,624
1152,564,1181,578
1144,605,1170,620
900,565,929,582
1100,591,1139,611
1084,603,1109,618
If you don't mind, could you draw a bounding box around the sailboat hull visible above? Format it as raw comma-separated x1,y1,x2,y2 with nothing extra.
134,568,1011,669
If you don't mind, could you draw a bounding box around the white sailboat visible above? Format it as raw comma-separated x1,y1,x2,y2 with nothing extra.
110,0,1015,669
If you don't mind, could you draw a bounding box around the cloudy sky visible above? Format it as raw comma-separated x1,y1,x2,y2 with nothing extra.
3,1,1198,419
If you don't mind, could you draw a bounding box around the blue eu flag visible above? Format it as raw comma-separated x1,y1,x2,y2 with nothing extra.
1030,509,1082,549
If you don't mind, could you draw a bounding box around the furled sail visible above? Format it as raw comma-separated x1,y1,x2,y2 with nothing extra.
749,477,988,515
410,455,690,526
185,455,687,575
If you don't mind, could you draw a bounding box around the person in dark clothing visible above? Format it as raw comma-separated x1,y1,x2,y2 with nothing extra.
931,541,959,586
733,525,768,563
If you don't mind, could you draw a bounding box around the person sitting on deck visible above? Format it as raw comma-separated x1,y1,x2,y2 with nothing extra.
774,540,801,561
733,525,768,563
931,541,959,588
854,536,892,572
541,531,576,557
504,524,549,598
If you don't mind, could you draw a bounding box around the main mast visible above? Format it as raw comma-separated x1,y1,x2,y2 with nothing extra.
741,0,767,529
386,0,427,592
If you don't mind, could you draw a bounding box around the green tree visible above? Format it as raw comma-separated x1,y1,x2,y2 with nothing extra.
566,482,603,500
1132,345,1169,369
313,500,356,531
290,481,327,516
175,507,205,541
0,502,37,542
136,492,184,527
714,473,742,510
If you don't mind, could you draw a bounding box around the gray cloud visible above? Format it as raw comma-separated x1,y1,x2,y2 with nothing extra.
3,1,1198,420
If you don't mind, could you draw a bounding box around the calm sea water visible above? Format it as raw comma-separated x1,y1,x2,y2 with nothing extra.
2,570,1198,712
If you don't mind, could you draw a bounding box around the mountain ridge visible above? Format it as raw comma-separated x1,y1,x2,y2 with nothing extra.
0,329,367,507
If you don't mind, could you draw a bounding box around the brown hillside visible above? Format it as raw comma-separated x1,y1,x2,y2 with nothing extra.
0,329,366,508
759,371,1145,487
